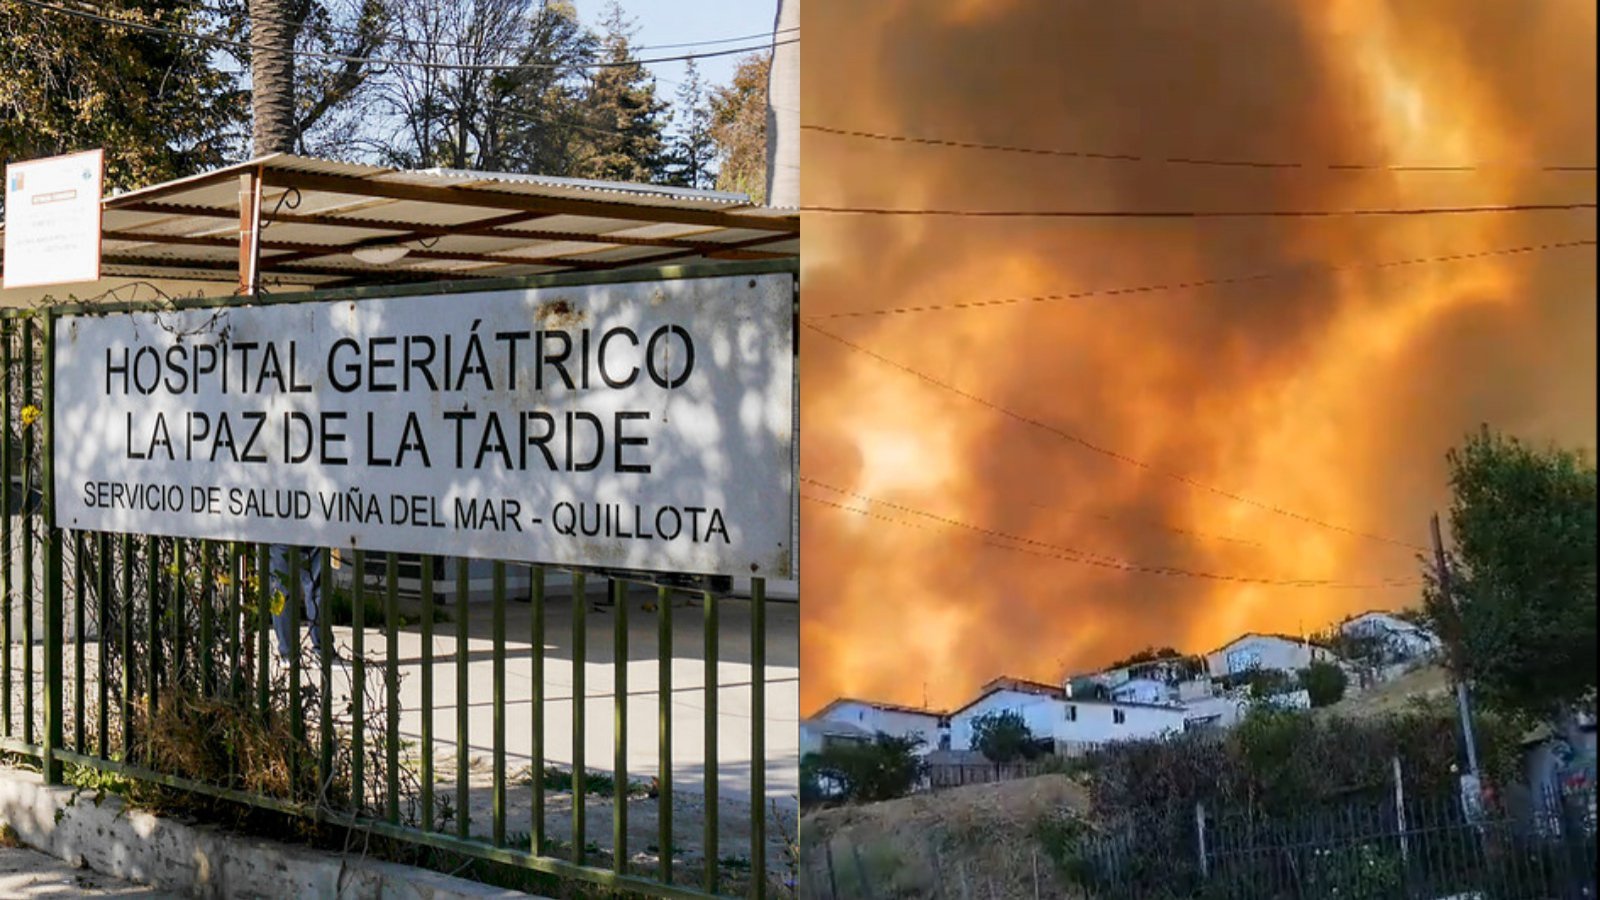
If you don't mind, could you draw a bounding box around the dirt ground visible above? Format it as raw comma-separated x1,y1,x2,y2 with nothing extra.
799,775,1092,899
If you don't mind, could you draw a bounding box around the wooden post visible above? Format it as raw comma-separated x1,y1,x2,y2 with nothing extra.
1432,513,1482,779
1195,801,1209,879
1393,755,1410,863
237,169,263,295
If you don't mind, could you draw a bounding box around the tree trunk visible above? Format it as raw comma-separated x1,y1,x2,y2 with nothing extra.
249,0,301,155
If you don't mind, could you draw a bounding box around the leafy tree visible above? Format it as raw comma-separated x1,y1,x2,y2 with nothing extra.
0,0,244,204
571,1,667,183
661,58,715,188
1244,668,1295,701
707,51,768,202
1299,660,1348,708
800,732,925,806
971,709,1041,763
1107,646,1183,669
1425,428,1597,731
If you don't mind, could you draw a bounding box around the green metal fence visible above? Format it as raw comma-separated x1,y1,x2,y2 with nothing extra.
0,263,796,898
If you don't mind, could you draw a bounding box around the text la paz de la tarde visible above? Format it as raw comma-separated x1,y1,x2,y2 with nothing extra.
83,319,733,545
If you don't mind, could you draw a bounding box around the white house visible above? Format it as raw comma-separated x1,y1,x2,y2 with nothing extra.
1339,611,1442,663
949,676,1186,754
1110,677,1173,705
1204,633,1337,680
812,698,946,752
799,717,870,756
1182,694,1250,730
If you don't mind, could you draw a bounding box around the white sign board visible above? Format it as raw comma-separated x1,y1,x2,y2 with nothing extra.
53,272,796,578
3,149,103,289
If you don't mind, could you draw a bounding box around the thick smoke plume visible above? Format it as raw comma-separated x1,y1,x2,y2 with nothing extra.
799,0,1597,713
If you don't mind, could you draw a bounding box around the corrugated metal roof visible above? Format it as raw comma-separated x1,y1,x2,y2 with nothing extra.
2,153,797,306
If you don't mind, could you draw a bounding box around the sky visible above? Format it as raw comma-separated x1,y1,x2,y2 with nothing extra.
799,0,1597,715
572,0,781,93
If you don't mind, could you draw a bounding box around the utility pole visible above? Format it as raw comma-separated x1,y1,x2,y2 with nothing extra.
1431,512,1481,779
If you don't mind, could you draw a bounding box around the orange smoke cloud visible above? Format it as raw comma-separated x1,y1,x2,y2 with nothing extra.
798,0,1597,714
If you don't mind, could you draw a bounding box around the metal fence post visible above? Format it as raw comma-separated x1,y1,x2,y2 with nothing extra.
1195,801,1208,879
41,312,62,784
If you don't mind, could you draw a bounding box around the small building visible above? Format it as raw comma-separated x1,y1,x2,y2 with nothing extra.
799,717,871,757
1339,611,1442,663
1204,632,1337,680
949,675,1186,754
1110,677,1172,705
811,698,946,752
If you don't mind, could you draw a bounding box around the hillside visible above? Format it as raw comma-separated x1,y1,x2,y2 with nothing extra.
801,775,1092,899
1319,664,1452,720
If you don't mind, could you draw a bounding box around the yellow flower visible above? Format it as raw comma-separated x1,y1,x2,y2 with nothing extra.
19,405,41,429
215,572,232,589
270,590,286,617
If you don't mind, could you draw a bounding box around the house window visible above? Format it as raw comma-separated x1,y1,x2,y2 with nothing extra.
1113,708,1126,725
1065,705,1078,722
1226,648,1261,674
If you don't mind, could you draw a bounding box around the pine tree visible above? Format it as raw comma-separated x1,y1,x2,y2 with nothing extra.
662,59,715,188
572,1,668,183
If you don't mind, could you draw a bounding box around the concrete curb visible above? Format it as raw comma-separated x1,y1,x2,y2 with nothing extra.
0,767,545,899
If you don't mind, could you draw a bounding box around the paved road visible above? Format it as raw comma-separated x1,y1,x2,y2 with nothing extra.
0,846,175,898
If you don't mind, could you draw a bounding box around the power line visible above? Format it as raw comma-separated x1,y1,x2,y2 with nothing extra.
801,489,1421,589
803,475,1268,549
808,238,1598,320
227,3,798,56
802,321,1428,552
19,0,796,72
801,123,1600,174
800,201,1598,219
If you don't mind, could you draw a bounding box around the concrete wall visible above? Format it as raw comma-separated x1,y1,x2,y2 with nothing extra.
0,767,536,899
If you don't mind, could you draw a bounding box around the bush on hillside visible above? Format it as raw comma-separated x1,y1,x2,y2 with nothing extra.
1300,660,1349,707
801,732,926,806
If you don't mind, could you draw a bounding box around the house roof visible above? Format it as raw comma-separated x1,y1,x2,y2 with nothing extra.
953,675,1185,716
813,697,947,720
1204,632,1336,657
3,153,797,307
801,718,873,741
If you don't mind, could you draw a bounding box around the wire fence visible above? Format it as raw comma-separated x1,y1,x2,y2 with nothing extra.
801,782,1597,899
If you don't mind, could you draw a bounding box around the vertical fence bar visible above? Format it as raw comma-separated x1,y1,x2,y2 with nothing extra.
421,555,435,832
120,533,132,760
530,565,546,856
572,571,587,866
455,556,469,840
658,584,673,885
384,552,399,824
96,532,110,759
351,549,366,813
492,561,506,847
22,319,35,747
255,544,269,720
751,577,767,898
146,535,161,733
288,547,304,798
612,578,627,875
703,588,718,894
173,540,187,689
200,542,214,695
72,530,84,755
41,314,62,784
227,542,241,699
318,548,333,801
1,319,11,741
